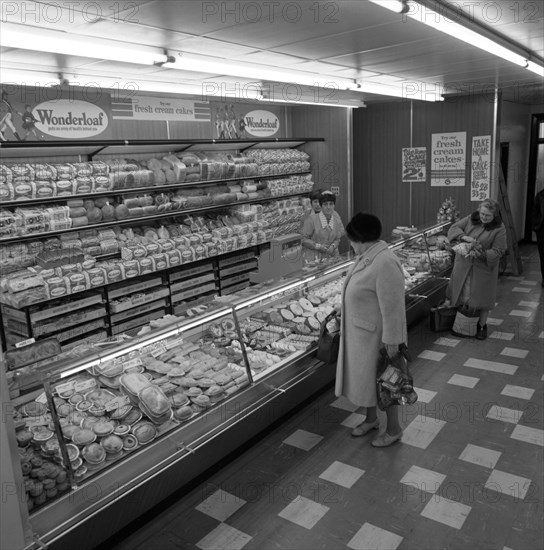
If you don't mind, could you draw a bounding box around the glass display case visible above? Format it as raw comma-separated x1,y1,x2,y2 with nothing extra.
0,222,452,550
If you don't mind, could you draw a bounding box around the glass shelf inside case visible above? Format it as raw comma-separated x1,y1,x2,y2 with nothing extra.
232,257,352,381
10,306,250,514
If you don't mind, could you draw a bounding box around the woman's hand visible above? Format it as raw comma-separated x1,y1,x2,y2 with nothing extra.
461,235,475,243
385,343,399,358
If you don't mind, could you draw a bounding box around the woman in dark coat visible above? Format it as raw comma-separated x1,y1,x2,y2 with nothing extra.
335,213,407,448
447,198,507,339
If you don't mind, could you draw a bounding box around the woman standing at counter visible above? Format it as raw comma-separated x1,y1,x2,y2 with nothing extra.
335,213,407,448
301,191,345,262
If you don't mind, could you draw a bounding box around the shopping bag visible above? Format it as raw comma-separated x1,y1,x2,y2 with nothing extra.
316,312,340,363
429,303,457,332
452,305,479,337
376,344,418,410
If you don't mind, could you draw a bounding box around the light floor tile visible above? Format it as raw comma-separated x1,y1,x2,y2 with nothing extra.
448,374,479,388
282,429,323,451
500,347,529,359
459,443,502,469
400,465,446,494
486,405,522,424
509,309,532,318
341,412,366,429
463,358,518,375
278,496,329,529
413,387,437,403
539,331,544,339
402,415,446,449
519,300,539,307
347,523,403,550
487,317,503,326
420,496,471,529
330,396,359,412
519,280,538,286
485,469,532,500
501,384,535,400
418,350,446,361
433,336,460,347
319,460,365,489
510,425,544,447
489,331,515,341
512,287,532,293
195,489,246,522
196,523,252,550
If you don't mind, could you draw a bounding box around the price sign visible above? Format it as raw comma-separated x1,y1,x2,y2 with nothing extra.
122,358,143,370
74,379,97,393
105,395,131,412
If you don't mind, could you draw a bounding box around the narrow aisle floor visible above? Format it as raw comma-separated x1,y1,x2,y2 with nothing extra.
106,247,544,550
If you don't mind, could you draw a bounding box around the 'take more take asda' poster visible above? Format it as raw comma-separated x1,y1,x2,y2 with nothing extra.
430,132,467,187
0,84,113,141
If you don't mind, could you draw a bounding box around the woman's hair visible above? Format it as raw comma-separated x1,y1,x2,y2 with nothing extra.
319,190,336,205
309,189,322,202
346,212,382,242
479,198,500,215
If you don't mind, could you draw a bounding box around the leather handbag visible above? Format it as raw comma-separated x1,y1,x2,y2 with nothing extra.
316,312,340,363
376,344,418,410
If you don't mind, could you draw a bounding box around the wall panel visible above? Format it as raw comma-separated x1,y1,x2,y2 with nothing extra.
354,95,496,237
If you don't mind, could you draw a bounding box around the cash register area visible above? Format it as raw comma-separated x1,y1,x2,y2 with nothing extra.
102,246,543,550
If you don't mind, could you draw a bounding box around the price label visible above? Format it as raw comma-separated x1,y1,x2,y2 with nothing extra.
150,343,167,358
122,358,143,370
105,395,130,412
55,381,75,396
35,392,48,404
165,336,184,350
15,338,36,348
74,379,97,393
132,295,147,306
26,416,50,427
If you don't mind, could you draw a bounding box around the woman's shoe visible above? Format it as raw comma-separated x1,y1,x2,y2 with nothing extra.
351,419,379,437
476,323,488,340
371,431,403,447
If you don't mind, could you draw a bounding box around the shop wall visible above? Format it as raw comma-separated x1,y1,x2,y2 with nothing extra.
353,95,496,237
500,102,544,240
288,106,352,240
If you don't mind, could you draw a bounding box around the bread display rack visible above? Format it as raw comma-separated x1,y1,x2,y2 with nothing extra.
0,138,324,351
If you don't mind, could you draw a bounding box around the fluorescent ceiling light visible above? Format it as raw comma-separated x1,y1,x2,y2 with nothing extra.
405,0,543,73
258,96,364,108
354,80,444,101
0,69,60,87
0,23,169,65
526,61,544,77
368,0,406,13
163,53,355,90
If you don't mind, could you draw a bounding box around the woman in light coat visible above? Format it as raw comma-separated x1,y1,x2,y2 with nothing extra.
335,213,407,448
447,198,507,339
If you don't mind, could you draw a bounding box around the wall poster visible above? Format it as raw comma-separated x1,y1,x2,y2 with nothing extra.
470,135,491,201
430,132,467,186
402,147,426,182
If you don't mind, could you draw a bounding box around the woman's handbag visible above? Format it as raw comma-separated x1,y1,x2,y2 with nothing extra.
429,302,457,332
316,312,340,363
376,344,418,410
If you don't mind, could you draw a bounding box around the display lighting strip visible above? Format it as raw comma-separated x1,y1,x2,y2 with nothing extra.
399,0,544,77
0,23,169,65
324,260,355,276
234,277,316,310
59,309,229,379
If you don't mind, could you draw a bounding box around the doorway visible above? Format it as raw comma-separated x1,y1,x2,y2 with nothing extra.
524,113,544,242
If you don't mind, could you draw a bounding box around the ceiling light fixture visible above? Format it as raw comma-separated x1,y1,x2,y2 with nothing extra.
0,23,169,65
368,0,407,14
0,69,61,87
404,0,544,74
352,80,444,101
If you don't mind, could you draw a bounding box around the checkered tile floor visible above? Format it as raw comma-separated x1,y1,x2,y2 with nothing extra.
104,248,543,550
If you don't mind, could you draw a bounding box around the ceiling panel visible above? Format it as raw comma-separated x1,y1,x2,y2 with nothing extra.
0,0,542,105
